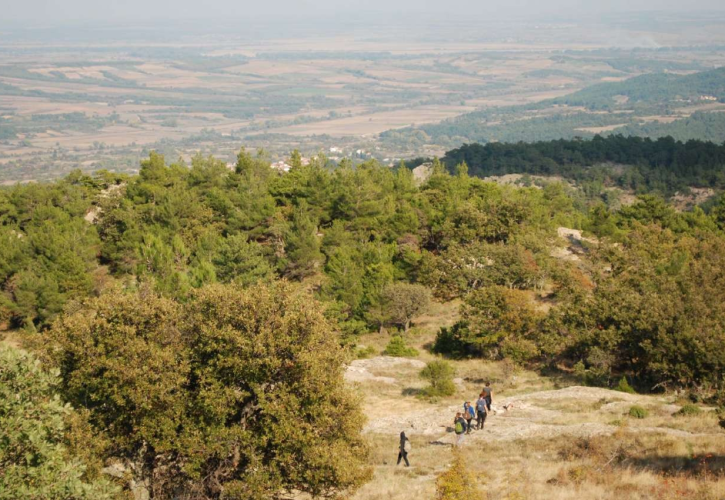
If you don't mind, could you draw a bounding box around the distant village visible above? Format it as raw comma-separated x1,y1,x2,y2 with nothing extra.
226,146,405,174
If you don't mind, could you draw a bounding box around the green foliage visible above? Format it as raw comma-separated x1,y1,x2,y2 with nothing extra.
0,346,119,500
615,376,636,394
45,283,371,499
383,336,419,358
420,360,456,398
676,404,702,417
435,451,484,500
435,286,543,362
285,202,323,278
628,405,649,419
556,226,725,392
444,135,725,198
554,67,725,109
0,151,585,334
381,282,431,332
355,345,378,359
2,141,724,406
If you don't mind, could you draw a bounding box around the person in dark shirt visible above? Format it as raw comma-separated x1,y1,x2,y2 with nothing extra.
482,381,493,411
476,394,488,430
397,431,410,466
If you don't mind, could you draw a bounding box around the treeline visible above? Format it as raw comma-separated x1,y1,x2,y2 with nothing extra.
443,135,725,196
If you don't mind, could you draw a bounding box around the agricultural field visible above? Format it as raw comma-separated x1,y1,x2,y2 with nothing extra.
2,13,725,182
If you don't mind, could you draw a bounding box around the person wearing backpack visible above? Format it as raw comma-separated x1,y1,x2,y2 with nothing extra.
463,401,475,434
482,381,493,411
454,412,467,446
397,431,411,467
476,393,489,430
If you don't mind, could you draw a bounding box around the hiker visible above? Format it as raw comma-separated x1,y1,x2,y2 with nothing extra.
476,393,488,430
463,401,475,433
483,381,493,411
397,431,411,467
454,412,467,446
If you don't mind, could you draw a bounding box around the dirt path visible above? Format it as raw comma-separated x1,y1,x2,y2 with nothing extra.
347,357,718,446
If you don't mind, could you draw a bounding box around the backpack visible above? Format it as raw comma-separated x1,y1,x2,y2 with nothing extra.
455,420,464,434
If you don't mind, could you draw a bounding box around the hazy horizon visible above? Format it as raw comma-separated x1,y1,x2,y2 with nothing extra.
3,0,725,27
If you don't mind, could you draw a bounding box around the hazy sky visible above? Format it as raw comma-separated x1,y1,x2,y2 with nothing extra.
4,0,725,24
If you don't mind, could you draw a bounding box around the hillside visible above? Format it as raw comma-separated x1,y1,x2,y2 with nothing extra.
380,67,725,149
2,150,725,499
553,67,725,110
339,296,725,500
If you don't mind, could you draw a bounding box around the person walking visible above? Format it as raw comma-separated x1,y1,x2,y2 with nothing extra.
476,393,488,430
463,401,475,433
483,381,493,411
397,431,411,466
454,412,467,446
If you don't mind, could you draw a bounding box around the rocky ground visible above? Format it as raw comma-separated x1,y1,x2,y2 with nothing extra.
346,354,725,500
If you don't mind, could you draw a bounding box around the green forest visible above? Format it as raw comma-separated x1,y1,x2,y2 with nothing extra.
443,134,725,196
551,67,725,110
2,145,725,499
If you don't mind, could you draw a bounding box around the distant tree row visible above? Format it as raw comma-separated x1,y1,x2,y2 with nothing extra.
443,135,725,196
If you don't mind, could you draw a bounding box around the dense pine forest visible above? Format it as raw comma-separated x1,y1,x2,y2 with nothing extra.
444,135,725,196
2,140,725,499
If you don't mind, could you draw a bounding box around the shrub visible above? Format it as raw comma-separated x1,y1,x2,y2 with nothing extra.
420,360,456,397
628,405,649,419
435,451,483,499
676,403,702,417
615,376,636,394
0,345,119,500
355,345,377,359
501,337,539,364
433,323,470,357
383,336,419,357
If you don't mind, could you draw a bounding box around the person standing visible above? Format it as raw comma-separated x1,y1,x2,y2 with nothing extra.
483,381,493,411
454,412,467,446
397,431,411,466
476,393,488,430
463,401,475,433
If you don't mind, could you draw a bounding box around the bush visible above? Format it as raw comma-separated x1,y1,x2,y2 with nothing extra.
420,360,456,397
615,376,636,394
676,403,702,417
383,336,419,357
628,405,649,419
501,337,540,364
0,345,119,500
355,345,378,359
433,323,470,357
435,451,482,499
